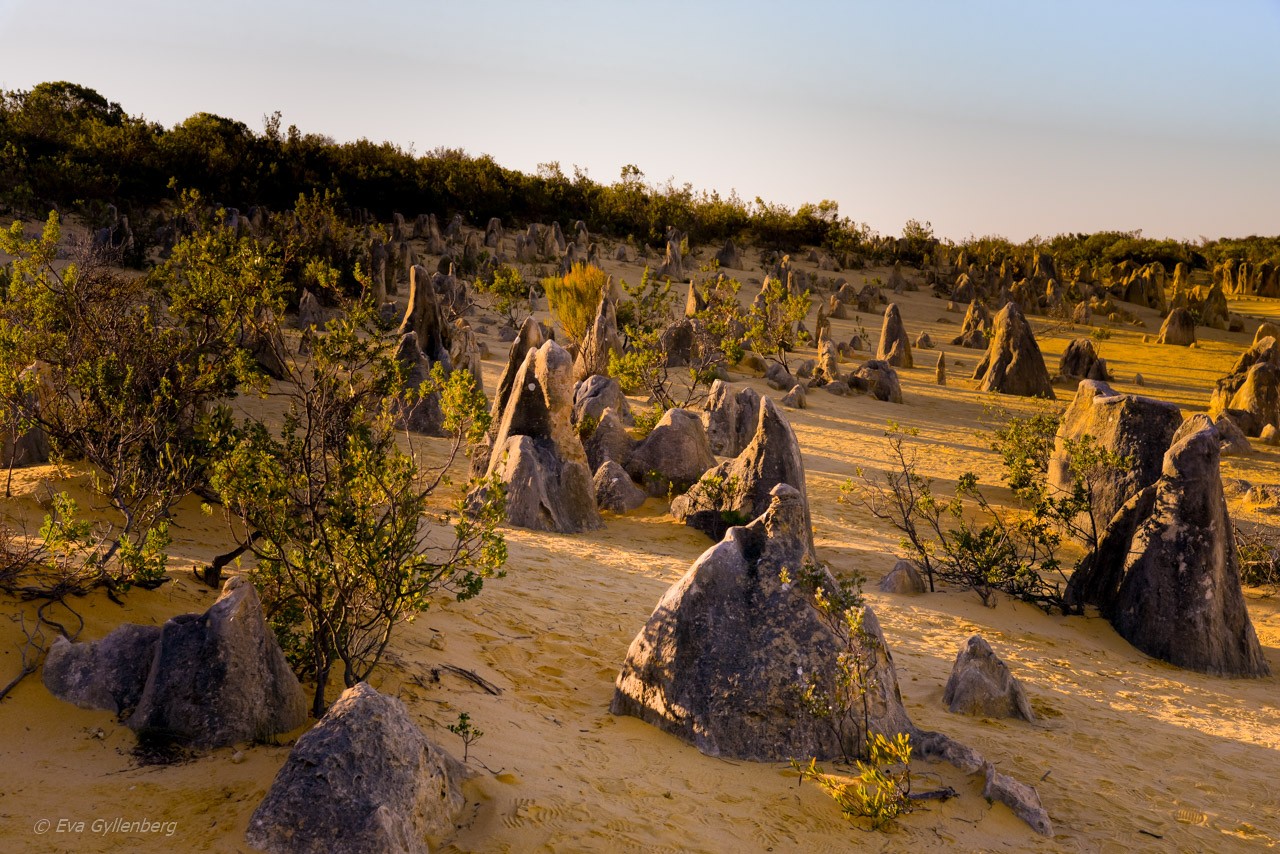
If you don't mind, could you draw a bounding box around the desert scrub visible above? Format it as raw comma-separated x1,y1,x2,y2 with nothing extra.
543,262,607,346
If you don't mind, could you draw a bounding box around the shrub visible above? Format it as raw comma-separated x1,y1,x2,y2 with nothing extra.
793,733,914,831
543,262,607,346
476,263,529,329
746,274,810,369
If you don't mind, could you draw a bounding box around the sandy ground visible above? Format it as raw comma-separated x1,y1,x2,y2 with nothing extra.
1,232,1277,853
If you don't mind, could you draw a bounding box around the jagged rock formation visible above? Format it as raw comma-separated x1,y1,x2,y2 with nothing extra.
612,487,1053,834
1048,380,1182,530
942,635,1035,721
875,303,913,368
1156,307,1196,346
573,294,624,382
702,381,760,458
878,559,926,594
392,333,445,436
594,459,648,514
1066,423,1270,677
46,578,307,749
399,265,452,366
583,409,635,473
851,360,903,404
573,374,631,425
1058,338,1109,381
245,682,466,854
973,303,1055,399
476,340,601,533
951,300,990,349
672,398,810,545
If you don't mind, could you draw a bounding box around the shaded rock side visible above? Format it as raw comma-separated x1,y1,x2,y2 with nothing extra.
127,578,308,748
1066,424,1270,677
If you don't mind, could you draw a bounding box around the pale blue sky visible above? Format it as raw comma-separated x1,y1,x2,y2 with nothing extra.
1,0,1277,241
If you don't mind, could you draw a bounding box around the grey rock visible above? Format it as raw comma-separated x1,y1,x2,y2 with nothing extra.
983,761,1053,837
853,360,903,403
43,624,162,716
626,408,716,497
245,682,466,854
973,303,1055,399
876,304,913,368
942,635,1035,722
878,559,925,594
573,374,631,425
594,459,647,514
127,578,308,748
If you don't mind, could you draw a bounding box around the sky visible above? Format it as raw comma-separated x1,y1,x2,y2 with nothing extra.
1,0,1277,242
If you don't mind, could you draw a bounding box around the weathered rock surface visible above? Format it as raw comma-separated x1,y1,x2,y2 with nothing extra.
128,579,307,747
878,559,926,594
973,303,1055,399
672,398,810,545
625,408,716,497
852,360,903,404
951,300,990,349
573,294,624,382
1156,307,1196,346
1048,380,1182,530
583,409,635,472
942,635,1035,722
1066,424,1270,677
1058,338,1109,381
479,340,601,533
573,374,631,425
43,624,162,716
702,381,759,457
594,459,648,514
876,304,913,368
245,682,466,854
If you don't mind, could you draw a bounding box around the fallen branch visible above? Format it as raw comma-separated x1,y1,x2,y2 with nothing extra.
434,663,502,696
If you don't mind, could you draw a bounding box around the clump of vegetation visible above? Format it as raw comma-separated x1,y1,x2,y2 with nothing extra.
842,419,1126,612
447,711,485,762
475,263,529,329
746,274,810,369
793,733,915,831
543,262,607,346
212,290,507,716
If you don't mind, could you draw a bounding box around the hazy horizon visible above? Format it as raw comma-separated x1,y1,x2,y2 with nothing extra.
2,0,1277,243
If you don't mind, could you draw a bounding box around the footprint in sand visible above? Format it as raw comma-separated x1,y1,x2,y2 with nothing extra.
1175,807,1208,826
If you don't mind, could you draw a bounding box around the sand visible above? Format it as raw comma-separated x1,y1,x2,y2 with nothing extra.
1,233,1277,853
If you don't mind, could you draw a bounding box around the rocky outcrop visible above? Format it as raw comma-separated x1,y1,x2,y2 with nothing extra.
398,265,452,366
46,579,307,749
245,682,466,854
1048,380,1182,529
875,303,913,368
942,635,1034,722
611,487,1054,834
612,486,910,761
573,294,623,382
878,559,926,594
973,303,1055,399
43,624,161,717
702,381,760,458
951,300,990,349
583,409,635,472
1208,347,1280,438
1156,307,1196,346
392,333,445,436
594,459,648,514
625,408,716,497
573,374,631,425
479,341,601,533
1065,424,1270,677
851,360,903,404
1058,338,1109,381
671,398,810,545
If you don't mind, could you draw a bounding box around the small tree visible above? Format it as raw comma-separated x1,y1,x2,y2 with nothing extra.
746,274,810,370
543,262,607,346
213,292,506,716
475,263,529,329
0,202,277,589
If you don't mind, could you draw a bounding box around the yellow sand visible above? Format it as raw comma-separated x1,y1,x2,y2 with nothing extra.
1,238,1277,853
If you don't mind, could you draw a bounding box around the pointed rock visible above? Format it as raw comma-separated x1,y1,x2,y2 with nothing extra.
876,304,913,368
972,303,1055,399
245,682,466,854
942,635,1035,721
